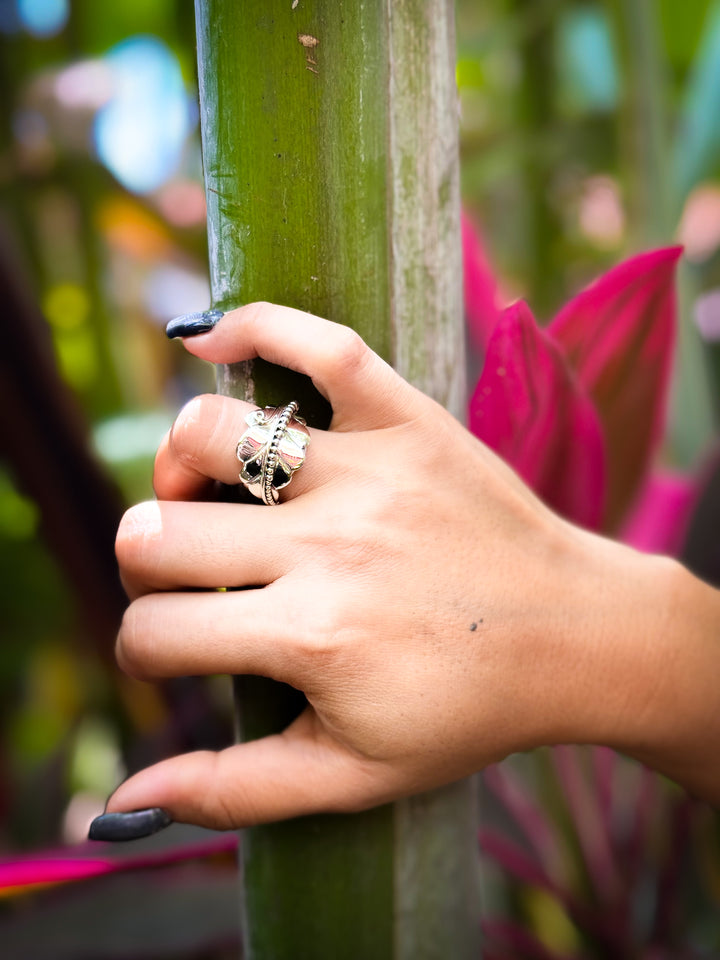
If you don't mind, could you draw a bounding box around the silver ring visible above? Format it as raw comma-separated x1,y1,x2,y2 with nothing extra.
236,401,310,505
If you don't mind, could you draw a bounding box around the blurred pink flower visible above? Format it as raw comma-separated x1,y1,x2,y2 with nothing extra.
677,183,720,263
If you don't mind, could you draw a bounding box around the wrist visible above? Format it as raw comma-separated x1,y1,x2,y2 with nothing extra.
558,528,720,803
619,560,720,803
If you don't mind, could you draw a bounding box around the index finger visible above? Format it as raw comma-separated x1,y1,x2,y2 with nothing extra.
174,302,414,430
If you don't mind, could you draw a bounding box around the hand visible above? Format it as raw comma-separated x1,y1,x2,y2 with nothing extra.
106,303,715,829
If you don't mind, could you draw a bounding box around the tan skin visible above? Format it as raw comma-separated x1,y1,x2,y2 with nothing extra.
108,302,720,828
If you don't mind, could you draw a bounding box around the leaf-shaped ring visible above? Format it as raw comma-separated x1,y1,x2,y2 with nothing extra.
236,401,310,505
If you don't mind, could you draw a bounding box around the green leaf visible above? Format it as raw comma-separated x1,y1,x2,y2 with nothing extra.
674,0,720,198
658,0,711,68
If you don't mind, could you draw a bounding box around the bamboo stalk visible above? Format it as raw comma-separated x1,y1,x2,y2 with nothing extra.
194,2,481,957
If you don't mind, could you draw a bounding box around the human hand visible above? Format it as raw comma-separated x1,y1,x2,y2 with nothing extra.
101,303,706,832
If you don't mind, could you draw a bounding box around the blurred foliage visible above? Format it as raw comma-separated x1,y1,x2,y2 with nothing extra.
0,1,232,952
0,0,718,956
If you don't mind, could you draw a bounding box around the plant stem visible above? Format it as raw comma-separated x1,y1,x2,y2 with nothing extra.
193,1,481,957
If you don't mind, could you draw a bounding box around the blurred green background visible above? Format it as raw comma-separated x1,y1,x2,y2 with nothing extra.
1,0,720,957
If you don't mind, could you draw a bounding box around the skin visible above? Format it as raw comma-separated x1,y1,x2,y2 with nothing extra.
108,302,720,828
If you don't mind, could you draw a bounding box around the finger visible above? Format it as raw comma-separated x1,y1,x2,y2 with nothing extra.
177,302,416,430
152,393,335,503
105,708,393,829
116,500,303,598
116,583,316,685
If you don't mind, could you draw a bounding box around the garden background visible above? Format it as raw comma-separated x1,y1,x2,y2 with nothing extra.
1,0,720,957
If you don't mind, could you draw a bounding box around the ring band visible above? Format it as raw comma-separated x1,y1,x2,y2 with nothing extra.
236,401,310,505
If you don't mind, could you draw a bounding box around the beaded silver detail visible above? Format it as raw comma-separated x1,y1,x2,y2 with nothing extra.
236,401,310,505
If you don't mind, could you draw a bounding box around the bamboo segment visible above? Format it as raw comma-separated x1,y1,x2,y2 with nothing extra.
194,2,480,956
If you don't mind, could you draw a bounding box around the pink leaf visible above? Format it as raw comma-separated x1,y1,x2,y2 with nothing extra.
479,830,559,896
551,746,622,909
462,211,500,354
548,247,682,529
620,470,697,555
0,833,237,898
483,764,567,886
469,301,605,529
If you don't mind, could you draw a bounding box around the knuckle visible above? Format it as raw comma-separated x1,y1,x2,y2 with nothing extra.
245,300,273,319
202,752,244,829
326,524,379,573
326,496,394,569
302,496,383,572
244,301,275,335
328,326,367,379
169,394,223,466
323,761,393,815
290,601,344,664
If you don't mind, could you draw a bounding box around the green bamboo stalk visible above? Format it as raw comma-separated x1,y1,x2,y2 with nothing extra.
193,1,481,957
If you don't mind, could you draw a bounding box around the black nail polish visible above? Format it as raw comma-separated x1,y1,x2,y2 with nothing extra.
88,808,173,842
166,309,224,339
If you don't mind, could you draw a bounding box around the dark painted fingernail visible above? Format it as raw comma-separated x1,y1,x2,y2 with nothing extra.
88,808,173,842
166,309,224,339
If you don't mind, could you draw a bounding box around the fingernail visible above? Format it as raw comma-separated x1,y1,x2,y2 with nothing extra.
88,808,173,842
166,309,224,339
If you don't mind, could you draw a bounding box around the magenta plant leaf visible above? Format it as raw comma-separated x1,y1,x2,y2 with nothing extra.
551,746,622,911
548,247,682,529
0,833,237,897
620,470,698,555
462,210,500,354
479,827,598,937
483,764,568,886
590,746,616,834
479,829,561,898
469,301,605,529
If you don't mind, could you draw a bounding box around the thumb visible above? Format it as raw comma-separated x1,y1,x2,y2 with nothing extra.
104,710,382,831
